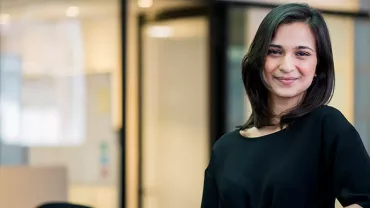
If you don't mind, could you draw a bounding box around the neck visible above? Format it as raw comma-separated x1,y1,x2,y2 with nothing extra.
269,94,303,124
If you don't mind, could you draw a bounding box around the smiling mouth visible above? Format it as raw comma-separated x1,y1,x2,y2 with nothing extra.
274,77,298,85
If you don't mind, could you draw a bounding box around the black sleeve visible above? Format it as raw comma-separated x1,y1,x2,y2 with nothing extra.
331,126,370,207
201,168,219,208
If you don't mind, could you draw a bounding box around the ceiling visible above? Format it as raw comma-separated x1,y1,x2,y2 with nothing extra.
0,0,200,23
1,0,119,22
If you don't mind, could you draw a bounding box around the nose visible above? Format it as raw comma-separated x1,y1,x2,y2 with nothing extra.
279,55,294,73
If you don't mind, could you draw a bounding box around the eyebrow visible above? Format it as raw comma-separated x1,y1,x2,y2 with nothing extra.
269,44,315,52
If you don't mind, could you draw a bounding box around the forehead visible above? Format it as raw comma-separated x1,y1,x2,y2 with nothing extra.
271,22,316,49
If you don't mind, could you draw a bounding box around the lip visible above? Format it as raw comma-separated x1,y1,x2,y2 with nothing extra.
274,77,298,85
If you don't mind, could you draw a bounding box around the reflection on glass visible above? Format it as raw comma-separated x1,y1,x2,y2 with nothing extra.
1,19,86,146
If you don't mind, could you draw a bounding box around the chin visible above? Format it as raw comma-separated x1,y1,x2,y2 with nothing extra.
272,89,303,99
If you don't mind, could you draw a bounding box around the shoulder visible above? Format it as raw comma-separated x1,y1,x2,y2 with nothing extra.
308,105,355,137
206,129,240,172
311,107,367,163
310,105,351,126
211,129,240,154
310,105,343,117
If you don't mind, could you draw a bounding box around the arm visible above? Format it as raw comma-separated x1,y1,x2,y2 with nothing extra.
331,126,370,208
201,168,219,208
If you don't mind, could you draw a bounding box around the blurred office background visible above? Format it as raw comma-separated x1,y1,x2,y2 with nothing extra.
0,0,369,208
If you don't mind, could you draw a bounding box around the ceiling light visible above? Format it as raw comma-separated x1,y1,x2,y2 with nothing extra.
66,6,80,17
147,26,173,38
138,0,153,8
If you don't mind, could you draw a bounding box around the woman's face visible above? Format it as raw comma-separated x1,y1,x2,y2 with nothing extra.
264,22,317,101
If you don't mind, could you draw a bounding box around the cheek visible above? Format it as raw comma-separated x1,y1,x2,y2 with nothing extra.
264,58,278,78
298,59,317,77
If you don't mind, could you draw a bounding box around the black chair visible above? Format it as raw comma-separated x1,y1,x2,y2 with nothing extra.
37,202,93,208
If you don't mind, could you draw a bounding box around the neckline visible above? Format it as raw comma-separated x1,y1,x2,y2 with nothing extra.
237,127,287,140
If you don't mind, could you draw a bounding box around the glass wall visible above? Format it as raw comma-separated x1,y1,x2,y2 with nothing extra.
0,0,122,207
140,17,209,208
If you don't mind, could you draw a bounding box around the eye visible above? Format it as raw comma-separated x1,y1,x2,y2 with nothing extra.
296,51,310,56
268,49,282,55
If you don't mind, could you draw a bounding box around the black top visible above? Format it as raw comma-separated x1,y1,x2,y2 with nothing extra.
201,106,370,208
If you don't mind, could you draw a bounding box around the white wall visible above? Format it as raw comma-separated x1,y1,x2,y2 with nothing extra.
325,15,354,123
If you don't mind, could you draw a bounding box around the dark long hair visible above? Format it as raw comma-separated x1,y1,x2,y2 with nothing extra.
241,3,335,130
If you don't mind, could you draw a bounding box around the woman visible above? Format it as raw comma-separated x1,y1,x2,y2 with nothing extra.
201,3,370,208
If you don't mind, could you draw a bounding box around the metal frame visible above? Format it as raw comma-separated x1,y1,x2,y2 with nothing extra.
120,0,127,207
208,1,228,148
137,13,144,208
